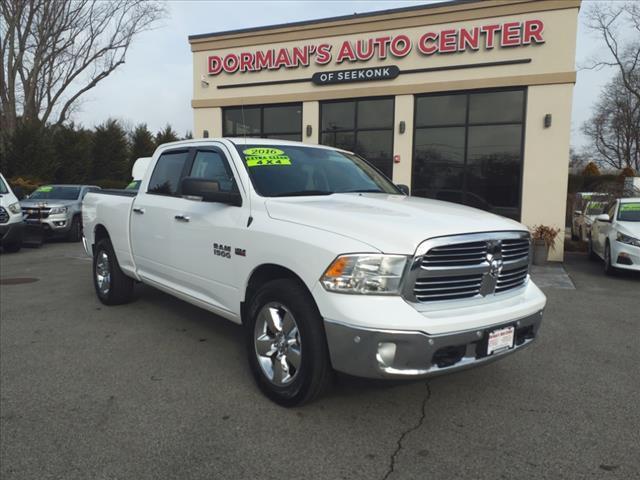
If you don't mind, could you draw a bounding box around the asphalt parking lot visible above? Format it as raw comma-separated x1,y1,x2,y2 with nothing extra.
1,243,638,480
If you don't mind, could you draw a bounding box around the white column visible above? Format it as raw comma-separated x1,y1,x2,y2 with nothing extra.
392,95,414,186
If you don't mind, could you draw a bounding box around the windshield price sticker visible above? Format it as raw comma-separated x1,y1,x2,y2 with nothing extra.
620,203,640,212
36,186,52,192
243,148,291,167
245,156,291,167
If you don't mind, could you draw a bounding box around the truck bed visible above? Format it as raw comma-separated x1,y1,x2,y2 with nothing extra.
82,191,138,279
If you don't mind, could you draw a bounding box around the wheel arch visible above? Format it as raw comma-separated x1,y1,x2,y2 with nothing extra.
242,263,314,325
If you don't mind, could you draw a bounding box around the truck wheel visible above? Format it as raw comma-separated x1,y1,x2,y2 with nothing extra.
247,279,332,407
3,241,21,253
67,215,82,242
93,238,134,305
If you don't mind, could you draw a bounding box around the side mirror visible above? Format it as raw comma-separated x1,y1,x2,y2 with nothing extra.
595,213,610,223
396,184,410,196
573,210,582,216
181,177,242,207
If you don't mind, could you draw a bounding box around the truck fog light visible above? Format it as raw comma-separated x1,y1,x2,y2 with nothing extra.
55,221,66,226
376,342,397,367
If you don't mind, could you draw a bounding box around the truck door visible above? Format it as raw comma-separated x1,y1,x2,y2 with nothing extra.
130,149,192,285
167,146,247,316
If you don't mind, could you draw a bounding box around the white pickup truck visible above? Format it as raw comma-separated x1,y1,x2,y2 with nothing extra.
83,139,546,406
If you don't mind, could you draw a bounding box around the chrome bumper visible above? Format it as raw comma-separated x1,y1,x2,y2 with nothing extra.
324,310,543,379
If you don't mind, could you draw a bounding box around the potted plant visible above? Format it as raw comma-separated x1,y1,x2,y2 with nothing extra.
530,225,561,265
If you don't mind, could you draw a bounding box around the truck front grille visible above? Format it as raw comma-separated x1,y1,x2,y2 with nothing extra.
405,232,531,303
24,208,50,220
0,207,8,224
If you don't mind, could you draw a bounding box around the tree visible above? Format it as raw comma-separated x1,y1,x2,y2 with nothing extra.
582,162,601,176
130,123,155,166
0,0,165,135
582,74,639,171
155,124,179,145
91,119,129,181
583,2,640,103
52,124,93,184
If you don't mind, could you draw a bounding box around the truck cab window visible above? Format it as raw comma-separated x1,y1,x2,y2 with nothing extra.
190,150,237,193
148,151,190,196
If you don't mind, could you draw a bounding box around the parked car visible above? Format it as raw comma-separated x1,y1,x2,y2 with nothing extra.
571,193,609,241
572,199,608,242
0,172,25,253
82,139,546,406
20,184,100,242
589,197,640,274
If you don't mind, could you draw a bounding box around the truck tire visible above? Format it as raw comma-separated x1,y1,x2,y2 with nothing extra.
3,241,21,253
93,238,134,305
67,215,82,242
246,278,332,406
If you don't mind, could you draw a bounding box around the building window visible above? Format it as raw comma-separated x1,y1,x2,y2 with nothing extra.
320,97,394,178
412,89,525,220
222,103,302,141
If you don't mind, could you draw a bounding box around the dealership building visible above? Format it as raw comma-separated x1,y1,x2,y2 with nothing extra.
189,0,580,260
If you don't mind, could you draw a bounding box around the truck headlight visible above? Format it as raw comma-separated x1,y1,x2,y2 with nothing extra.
49,206,68,214
616,232,640,247
321,254,408,294
8,202,21,214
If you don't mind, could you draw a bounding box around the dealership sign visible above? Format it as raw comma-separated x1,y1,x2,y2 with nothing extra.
311,66,400,85
208,19,545,76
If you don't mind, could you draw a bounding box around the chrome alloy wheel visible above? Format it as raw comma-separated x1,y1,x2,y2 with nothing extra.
254,302,302,386
95,251,111,296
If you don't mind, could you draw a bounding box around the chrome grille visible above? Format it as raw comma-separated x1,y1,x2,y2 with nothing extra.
405,232,531,303
422,241,487,267
414,273,484,302
0,207,8,224
496,265,528,293
24,207,50,220
501,238,530,262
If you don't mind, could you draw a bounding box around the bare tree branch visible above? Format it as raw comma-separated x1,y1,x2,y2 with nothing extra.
1,0,165,134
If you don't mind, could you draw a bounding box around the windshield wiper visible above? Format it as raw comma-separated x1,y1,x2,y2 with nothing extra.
272,190,334,197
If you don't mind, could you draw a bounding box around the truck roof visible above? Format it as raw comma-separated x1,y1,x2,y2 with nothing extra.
155,137,354,154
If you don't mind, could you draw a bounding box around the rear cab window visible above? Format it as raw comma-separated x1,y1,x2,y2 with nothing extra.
147,150,190,196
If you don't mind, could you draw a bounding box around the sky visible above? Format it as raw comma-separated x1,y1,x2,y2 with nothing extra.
71,0,623,151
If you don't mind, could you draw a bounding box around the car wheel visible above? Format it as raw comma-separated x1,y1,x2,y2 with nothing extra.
588,237,598,260
93,238,134,305
247,278,332,407
603,241,617,276
3,241,21,253
67,215,82,242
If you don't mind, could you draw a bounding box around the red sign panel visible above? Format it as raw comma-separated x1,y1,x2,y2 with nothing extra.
207,19,544,76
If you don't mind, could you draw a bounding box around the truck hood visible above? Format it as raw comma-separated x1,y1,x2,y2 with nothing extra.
20,199,77,209
265,193,527,253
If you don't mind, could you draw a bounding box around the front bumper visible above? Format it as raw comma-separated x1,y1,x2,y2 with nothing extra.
0,221,25,245
324,309,543,379
612,241,640,272
25,214,71,234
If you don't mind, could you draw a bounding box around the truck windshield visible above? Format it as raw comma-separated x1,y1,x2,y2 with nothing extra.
30,186,81,200
237,145,400,197
618,203,640,222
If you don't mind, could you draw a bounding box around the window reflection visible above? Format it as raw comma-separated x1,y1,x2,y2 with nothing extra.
412,89,525,219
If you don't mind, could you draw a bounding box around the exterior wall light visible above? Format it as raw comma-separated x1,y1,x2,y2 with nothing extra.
306,125,313,137
544,114,552,128
399,120,406,134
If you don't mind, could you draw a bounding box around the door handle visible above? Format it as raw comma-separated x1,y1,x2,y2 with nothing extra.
174,214,190,222
133,207,145,214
